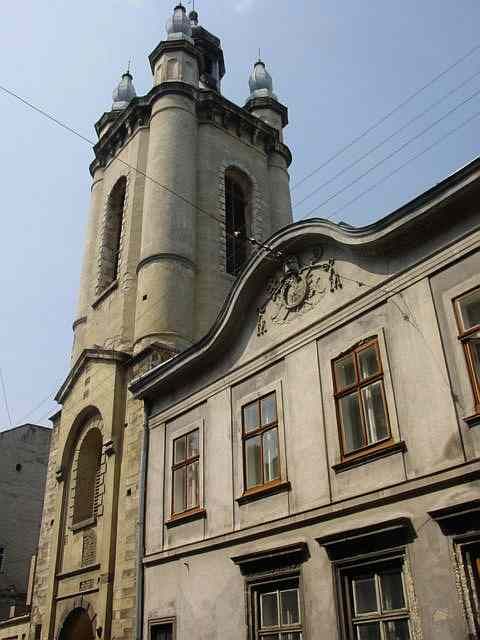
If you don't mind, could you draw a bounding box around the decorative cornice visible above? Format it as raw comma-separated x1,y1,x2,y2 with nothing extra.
136,253,196,274
90,83,292,176
428,498,480,536
55,347,130,404
148,39,203,74
231,541,309,575
129,156,480,400
244,95,289,128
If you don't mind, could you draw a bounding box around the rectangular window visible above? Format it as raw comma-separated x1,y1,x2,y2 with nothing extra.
333,339,391,458
455,287,480,413
254,581,303,639
150,622,173,640
343,563,411,640
242,392,280,491
171,429,199,516
0,547,4,573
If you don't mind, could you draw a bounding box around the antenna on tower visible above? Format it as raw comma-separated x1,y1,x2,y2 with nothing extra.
127,59,132,75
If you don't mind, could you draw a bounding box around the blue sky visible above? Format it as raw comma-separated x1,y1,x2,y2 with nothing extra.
1,0,480,429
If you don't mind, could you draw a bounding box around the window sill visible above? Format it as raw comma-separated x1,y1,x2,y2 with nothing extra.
332,441,407,473
92,279,118,309
71,516,96,532
463,413,480,428
236,480,291,506
165,508,206,529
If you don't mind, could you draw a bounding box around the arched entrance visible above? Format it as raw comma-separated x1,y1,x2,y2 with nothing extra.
58,607,94,640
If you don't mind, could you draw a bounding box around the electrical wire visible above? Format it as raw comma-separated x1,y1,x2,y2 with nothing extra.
0,84,279,264
297,86,480,219
303,105,480,223
291,41,480,191
0,368,13,427
293,66,480,210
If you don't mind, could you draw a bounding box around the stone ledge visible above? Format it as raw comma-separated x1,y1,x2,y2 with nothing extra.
236,480,291,505
165,508,206,528
332,441,407,473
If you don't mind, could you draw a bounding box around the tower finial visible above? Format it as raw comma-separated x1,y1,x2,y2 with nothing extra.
127,59,131,75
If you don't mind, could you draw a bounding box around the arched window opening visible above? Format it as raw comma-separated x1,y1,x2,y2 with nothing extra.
225,169,251,276
98,177,126,292
59,608,94,640
72,428,102,526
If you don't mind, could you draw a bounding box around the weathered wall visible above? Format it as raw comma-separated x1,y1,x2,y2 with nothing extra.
0,425,50,620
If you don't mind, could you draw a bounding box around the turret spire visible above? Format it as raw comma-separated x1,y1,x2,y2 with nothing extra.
111,68,137,111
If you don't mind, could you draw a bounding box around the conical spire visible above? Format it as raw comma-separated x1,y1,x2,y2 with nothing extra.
112,68,137,111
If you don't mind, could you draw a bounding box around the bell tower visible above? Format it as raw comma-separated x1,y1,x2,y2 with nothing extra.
30,5,293,640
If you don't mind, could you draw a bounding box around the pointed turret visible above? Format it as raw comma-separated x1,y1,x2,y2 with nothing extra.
245,58,288,140
111,70,137,111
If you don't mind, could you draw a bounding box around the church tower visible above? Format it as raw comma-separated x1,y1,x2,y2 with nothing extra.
30,5,292,640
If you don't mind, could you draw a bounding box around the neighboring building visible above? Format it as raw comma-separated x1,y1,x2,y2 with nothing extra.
18,4,293,640
0,425,51,620
130,158,480,639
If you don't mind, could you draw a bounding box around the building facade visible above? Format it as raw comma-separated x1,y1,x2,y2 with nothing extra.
131,158,480,639
0,424,50,620
17,5,293,640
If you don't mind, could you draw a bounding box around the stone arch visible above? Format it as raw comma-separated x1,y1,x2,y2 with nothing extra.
224,166,254,276
57,598,97,640
61,409,106,529
97,176,127,294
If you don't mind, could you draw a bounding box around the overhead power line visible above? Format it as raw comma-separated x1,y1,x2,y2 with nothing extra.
291,41,480,191
293,66,480,210
296,84,480,219
0,84,279,264
0,368,13,427
301,106,480,223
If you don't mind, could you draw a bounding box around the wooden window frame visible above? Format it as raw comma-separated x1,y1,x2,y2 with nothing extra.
256,583,303,639
332,337,392,462
453,286,480,415
242,391,281,495
335,552,412,640
171,428,200,517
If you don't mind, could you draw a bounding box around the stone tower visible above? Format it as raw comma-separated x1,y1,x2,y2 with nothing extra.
30,5,292,640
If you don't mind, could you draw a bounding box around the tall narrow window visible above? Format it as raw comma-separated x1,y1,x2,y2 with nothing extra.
98,177,126,292
172,429,200,516
455,287,480,414
333,338,391,459
72,428,102,526
242,392,280,491
225,170,250,276
0,547,5,573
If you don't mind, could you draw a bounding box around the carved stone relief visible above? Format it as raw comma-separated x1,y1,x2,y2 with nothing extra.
256,248,342,336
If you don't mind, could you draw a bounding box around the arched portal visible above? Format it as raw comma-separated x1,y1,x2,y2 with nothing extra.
58,608,95,640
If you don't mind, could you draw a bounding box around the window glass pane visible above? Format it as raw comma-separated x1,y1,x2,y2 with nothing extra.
186,461,199,510
173,467,186,513
357,623,381,640
261,393,277,426
174,436,186,464
263,428,280,483
151,624,173,640
384,619,410,640
245,436,263,489
243,401,260,433
358,345,380,380
361,382,389,444
471,340,480,379
335,354,356,390
459,289,480,330
339,393,365,453
261,592,279,627
380,571,405,611
187,430,199,458
353,576,378,614
280,634,302,640
262,636,280,640
280,589,300,625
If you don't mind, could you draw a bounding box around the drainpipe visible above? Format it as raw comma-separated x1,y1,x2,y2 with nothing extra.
135,408,149,640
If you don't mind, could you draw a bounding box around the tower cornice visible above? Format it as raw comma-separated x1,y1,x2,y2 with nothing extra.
148,38,203,74
90,84,292,176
